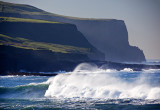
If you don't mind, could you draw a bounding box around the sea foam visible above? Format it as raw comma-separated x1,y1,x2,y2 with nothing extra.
45,63,160,99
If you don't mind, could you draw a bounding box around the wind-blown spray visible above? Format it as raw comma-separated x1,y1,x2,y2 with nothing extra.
45,63,160,99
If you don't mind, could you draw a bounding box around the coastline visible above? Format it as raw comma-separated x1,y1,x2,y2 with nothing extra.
1,61,160,76
0,72,58,76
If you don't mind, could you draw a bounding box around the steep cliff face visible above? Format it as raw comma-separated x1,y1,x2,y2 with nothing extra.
0,17,105,61
45,18,146,62
66,19,146,62
0,1,146,62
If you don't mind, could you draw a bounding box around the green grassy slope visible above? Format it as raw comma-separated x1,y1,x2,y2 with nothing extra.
0,34,90,54
0,16,90,54
0,17,61,23
0,1,47,15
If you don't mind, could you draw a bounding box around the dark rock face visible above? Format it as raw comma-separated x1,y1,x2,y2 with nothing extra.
77,20,146,62
0,45,157,74
71,19,146,62
0,45,89,73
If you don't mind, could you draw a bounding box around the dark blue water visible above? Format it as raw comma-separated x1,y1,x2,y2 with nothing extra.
0,63,160,110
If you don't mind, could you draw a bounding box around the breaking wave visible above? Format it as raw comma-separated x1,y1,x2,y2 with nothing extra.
45,63,160,100
0,83,49,99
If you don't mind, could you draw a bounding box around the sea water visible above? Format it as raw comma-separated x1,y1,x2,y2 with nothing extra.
0,63,160,110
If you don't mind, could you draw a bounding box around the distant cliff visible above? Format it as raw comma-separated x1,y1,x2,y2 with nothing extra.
69,20,146,62
0,1,146,62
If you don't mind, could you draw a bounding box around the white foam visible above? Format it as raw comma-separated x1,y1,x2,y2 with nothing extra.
142,69,160,73
0,75,18,78
45,63,160,99
120,68,133,72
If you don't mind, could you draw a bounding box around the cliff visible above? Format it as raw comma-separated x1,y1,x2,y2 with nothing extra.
0,18,93,48
62,19,146,62
73,20,146,62
0,1,146,62
0,17,104,58
0,17,104,73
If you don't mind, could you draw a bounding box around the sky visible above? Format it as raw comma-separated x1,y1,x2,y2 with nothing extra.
1,0,160,59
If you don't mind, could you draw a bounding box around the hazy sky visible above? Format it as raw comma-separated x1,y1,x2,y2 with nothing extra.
1,0,160,59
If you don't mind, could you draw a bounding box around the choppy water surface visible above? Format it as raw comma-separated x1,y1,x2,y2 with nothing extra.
0,63,160,110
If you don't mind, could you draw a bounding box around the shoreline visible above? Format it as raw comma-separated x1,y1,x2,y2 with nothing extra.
0,72,58,76
1,61,160,76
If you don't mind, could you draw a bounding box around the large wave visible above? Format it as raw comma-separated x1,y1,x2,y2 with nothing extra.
45,63,160,99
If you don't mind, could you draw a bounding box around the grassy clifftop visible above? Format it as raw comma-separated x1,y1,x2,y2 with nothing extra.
0,1,113,21
0,34,90,54
0,16,95,48
0,16,91,54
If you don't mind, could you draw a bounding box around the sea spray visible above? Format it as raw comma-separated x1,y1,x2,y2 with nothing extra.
45,63,160,99
0,67,160,109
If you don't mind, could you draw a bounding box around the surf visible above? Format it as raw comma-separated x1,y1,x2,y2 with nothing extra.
45,63,160,100
0,83,49,99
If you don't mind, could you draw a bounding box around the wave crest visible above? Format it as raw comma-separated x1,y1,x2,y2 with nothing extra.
45,63,160,99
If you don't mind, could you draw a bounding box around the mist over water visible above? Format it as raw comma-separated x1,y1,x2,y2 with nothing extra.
45,63,160,100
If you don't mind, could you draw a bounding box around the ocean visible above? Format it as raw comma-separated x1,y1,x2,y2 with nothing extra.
0,61,160,110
